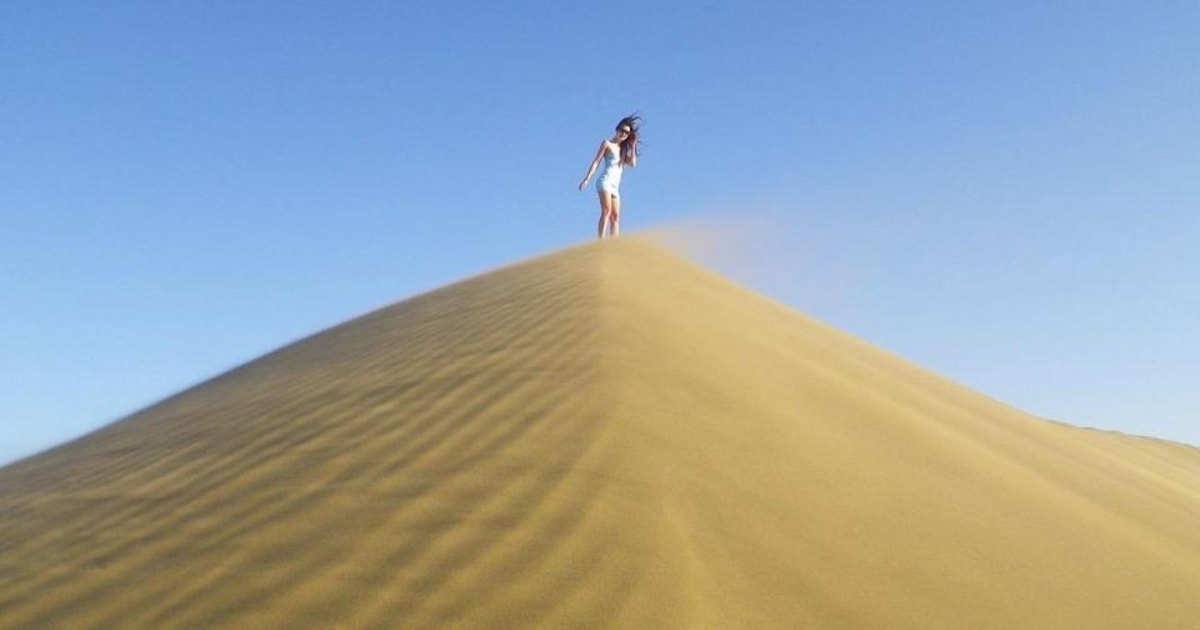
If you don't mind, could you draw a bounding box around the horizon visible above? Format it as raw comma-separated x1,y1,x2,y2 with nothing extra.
3,1,1197,464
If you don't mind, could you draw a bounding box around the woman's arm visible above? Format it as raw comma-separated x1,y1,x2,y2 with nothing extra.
578,141,607,191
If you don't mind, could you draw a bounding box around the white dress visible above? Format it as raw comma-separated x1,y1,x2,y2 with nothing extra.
595,143,623,196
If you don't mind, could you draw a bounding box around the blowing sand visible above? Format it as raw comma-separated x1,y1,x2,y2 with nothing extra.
1,238,1198,628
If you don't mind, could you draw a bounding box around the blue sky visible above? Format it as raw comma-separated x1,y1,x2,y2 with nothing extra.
2,1,1197,464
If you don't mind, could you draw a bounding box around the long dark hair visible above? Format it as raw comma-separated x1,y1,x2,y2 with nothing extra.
616,115,641,166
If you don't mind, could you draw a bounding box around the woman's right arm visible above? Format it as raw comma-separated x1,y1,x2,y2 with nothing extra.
578,141,607,191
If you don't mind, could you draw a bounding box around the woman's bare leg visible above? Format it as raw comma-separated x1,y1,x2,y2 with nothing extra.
611,194,621,238
597,191,615,239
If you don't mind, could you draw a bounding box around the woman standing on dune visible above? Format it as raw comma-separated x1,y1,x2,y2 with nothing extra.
578,115,641,239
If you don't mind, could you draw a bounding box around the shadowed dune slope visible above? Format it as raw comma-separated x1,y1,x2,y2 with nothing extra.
2,238,1199,629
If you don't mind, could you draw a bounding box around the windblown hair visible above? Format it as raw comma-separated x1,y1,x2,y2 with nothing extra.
617,115,642,166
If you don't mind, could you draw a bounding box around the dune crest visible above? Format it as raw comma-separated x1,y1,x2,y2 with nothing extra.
2,238,1198,629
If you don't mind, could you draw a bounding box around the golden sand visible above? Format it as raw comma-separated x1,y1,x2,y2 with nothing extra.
2,238,1198,628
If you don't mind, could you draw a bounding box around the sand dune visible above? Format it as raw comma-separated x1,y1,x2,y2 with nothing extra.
2,238,1198,629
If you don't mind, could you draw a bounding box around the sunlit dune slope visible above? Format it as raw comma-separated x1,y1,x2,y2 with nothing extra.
2,238,1198,629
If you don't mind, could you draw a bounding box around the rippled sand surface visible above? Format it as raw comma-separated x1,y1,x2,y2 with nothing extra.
2,238,1198,628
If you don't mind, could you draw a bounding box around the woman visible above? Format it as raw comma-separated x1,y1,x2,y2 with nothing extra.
578,115,641,239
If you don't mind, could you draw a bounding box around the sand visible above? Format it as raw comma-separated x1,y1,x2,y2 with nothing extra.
1,238,1198,628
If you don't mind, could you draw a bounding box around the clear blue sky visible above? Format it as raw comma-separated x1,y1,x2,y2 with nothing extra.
3,1,1197,464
